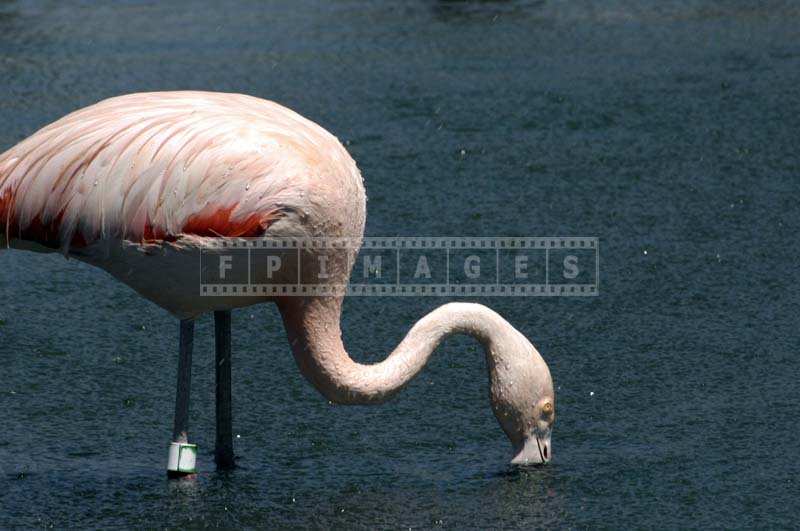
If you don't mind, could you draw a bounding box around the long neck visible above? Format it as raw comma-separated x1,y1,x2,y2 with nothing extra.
278,297,515,405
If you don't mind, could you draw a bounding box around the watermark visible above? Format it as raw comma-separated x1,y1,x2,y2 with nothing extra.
199,237,599,297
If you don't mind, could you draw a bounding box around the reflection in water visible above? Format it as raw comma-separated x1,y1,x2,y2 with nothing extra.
432,0,544,22
166,473,201,498
0,0,17,25
487,465,568,527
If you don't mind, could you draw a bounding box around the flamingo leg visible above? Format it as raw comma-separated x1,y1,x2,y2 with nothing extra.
214,310,235,469
167,319,197,478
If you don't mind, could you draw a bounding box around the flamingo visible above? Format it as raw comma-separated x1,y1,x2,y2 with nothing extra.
0,91,555,474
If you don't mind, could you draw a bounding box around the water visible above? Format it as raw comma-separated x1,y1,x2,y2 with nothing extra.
1,0,799,527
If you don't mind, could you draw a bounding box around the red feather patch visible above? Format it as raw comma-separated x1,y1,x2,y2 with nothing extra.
1,188,281,248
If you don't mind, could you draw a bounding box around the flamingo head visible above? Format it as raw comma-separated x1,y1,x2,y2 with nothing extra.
488,331,555,466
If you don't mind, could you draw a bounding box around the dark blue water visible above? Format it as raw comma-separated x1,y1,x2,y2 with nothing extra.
2,1,799,528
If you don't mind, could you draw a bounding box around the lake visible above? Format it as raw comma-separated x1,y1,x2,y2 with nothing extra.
1,0,798,528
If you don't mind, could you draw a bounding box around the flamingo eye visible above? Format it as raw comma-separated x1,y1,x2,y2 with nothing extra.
541,401,553,414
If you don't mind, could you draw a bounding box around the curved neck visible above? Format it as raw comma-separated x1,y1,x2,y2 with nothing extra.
278,297,516,404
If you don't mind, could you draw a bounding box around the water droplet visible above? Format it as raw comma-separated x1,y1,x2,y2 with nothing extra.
589,391,595,396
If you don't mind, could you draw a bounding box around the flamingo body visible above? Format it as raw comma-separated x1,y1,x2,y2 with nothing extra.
0,92,365,316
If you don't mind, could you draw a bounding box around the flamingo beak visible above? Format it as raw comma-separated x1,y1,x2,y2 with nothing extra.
510,429,552,466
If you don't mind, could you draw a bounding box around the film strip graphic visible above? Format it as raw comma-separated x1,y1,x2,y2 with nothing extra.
200,237,599,297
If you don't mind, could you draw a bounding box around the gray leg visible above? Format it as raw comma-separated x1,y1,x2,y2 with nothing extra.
173,319,194,442
214,310,235,469
167,319,197,477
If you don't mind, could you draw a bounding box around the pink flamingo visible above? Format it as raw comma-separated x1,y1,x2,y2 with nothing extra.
0,92,554,473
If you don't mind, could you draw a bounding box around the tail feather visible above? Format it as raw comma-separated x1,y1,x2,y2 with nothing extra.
0,172,13,247
0,152,17,247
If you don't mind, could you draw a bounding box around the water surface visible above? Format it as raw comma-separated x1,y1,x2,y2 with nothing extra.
1,0,799,528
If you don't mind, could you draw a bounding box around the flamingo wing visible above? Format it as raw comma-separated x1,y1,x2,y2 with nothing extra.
0,91,358,251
